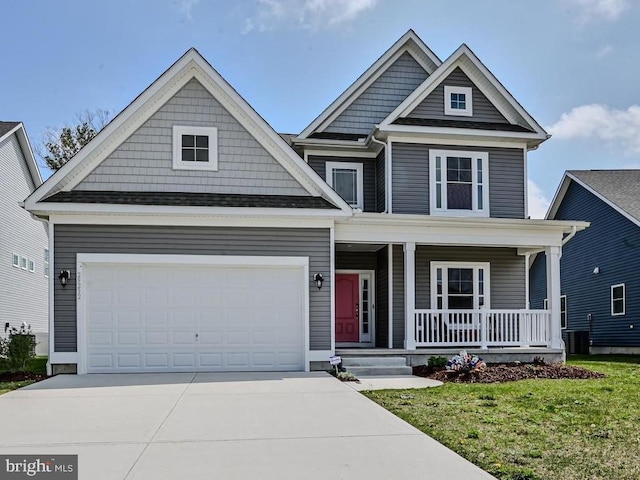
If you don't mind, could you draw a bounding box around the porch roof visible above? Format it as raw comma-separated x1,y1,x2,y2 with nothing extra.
334,213,589,250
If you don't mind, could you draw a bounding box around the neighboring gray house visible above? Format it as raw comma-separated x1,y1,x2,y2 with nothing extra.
25,31,586,375
0,122,48,354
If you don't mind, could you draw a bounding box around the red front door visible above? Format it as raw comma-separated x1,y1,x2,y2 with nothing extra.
336,273,360,342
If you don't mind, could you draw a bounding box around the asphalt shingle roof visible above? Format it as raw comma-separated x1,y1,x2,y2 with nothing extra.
0,121,20,138
43,191,339,209
393,117,533,133
569,170,640,223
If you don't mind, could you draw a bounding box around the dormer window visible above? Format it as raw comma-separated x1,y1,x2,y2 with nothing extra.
172,126,218,171
444,86,473,117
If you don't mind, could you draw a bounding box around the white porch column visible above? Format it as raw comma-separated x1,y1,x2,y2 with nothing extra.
404,242,416,350
545,246,563,349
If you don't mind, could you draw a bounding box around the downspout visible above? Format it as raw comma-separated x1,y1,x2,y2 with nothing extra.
371,133,388,213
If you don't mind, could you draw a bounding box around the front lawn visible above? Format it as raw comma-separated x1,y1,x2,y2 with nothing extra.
364,355,640,480
0,356,48,395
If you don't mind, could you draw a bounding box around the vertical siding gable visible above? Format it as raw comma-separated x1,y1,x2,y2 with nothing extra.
0,134,48,335
324,52,429,136
76,79,309,196
405,67,508,124
549,181,640,347
391,143,525,218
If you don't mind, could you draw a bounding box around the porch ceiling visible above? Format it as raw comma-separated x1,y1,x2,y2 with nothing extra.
335,243,386,252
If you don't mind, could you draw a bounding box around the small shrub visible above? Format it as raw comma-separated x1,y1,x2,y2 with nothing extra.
427,356,447,368
0,324,36,373
336,371,358,382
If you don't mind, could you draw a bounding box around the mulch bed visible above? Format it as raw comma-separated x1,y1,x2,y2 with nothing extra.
413,363,606,384
0,371,48,383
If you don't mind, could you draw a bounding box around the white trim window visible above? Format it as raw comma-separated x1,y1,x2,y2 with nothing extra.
44,249,50,278
326,161,364,209
12,253,19,268
28,259,35,273
444,85,473,116
172,126,218,171
430,262,490,309
611,284,625,316
430,149,489,216
20,256,27,270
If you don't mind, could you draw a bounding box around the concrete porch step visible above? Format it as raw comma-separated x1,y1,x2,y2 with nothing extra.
346,366,414,376
341,356,408,367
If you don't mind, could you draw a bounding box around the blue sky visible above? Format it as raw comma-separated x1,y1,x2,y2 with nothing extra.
2,0,639,217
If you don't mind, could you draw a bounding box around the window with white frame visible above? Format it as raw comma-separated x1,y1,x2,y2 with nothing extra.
172,126,218,171
431,262,490,310
28,259,35,273
44,249,50,278
611,284,625,316
326,161,364,209
444,85,473,116
544,296,567,328
20,256,27,270
430,150,489,216
12,253,19,268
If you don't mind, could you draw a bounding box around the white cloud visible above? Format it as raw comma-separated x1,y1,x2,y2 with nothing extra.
566,0,629,24
548,104,640,155
242,0,377,33
176,0,200,21
528,180,551,219
595,44,614,58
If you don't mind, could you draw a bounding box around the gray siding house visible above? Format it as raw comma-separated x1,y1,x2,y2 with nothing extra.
0,122,48,354
25,31,586,375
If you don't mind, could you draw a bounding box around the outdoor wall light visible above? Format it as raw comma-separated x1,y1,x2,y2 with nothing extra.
313,273,324,290
58,270,70,287
593,267,600,275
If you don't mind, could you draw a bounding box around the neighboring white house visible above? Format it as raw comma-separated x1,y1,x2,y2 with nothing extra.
0,122,48,354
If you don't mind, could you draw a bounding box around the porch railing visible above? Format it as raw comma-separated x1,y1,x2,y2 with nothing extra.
414,309,551,348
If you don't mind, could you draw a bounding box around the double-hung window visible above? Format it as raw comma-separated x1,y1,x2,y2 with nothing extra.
430,149,489,216
172,126,218,171
611,284,625,316
326,161,364,209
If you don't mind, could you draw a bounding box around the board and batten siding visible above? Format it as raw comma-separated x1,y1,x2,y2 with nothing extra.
307,155,377,212
531,181,640,347
53,225,330,352
75,78,309,196
324,52,429,136
391,143,525,219
415,246,526,310
405,67,508,124
0,132,48,336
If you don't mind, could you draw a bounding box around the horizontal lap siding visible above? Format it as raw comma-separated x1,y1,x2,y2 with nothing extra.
406,67,508,124
553,182,640,347
75,79,308,196
53,225,330,352
393,245,405,349
392,143,525,219
376,150,385,212
415,246,525,309
324,52,429,136
308,156,377,212
376,247,389,348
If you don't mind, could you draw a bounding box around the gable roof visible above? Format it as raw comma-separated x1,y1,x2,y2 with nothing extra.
379,44,548,145
296,30,441,140
25,49,351,215
548,170,640,228
0,121,42,187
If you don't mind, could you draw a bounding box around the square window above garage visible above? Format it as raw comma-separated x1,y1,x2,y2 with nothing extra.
172,126,218,171
444,86,473,117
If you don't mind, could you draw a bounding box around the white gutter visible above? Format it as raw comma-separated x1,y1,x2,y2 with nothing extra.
370,133,388,213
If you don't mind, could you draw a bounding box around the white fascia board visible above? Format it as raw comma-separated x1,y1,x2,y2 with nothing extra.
385,133,527,150
554,173,640,229
379,45,547,137
49,213,336,229
381,124,546,143
1,123,42,187
24,49,352,215
32,202,350,218
297,30,441,140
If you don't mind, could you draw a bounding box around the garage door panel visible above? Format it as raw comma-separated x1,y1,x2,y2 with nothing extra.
85,262,305,373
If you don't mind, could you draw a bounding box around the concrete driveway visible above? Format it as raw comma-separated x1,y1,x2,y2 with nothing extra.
0,372,495,479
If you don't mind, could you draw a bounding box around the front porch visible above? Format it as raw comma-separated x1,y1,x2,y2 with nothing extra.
332,214,577,358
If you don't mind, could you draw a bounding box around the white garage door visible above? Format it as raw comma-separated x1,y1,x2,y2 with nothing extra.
82,259,305,373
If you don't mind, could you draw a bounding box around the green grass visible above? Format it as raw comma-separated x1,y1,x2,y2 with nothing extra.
0,356,48,395
364,355,640,480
